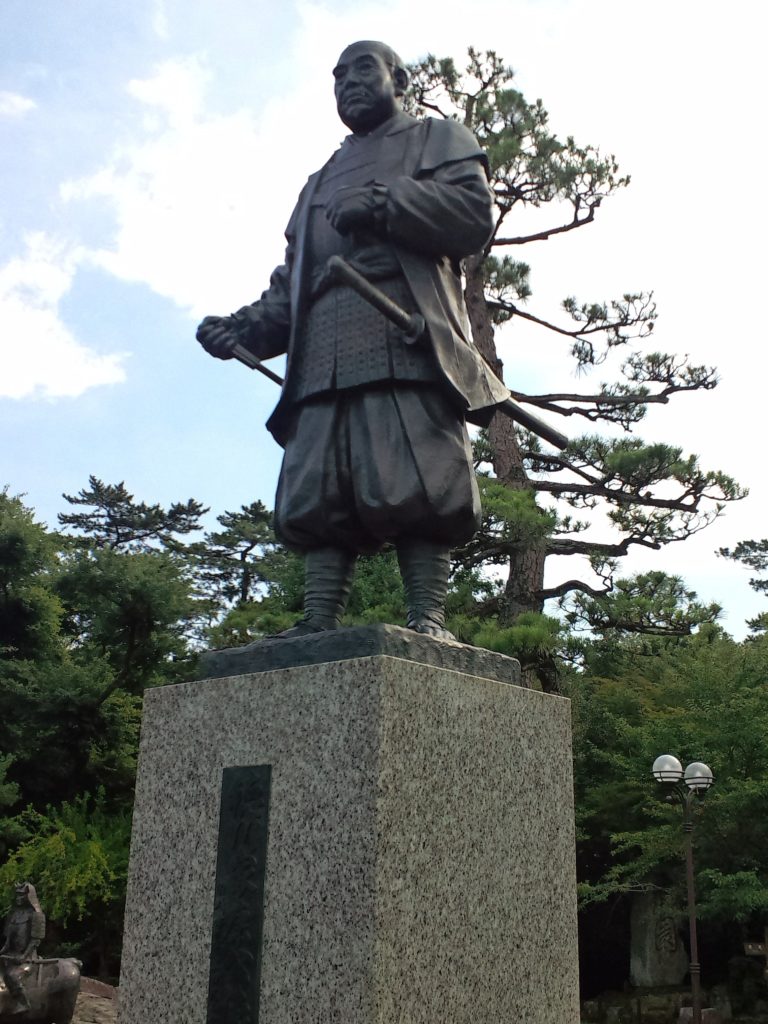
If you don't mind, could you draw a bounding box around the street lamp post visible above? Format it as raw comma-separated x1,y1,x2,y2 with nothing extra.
652,754,715,1024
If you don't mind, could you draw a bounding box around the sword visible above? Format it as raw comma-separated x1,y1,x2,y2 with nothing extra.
230,343,285,386
232,254,569,451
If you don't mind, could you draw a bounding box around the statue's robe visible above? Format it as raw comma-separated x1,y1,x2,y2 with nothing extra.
231,110,509,553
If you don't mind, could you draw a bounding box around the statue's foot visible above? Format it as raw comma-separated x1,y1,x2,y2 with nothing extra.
407,615,456,641
268,616,339,640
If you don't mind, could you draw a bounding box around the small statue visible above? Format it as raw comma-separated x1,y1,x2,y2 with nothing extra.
0,884,44,1014
0,883,81,1024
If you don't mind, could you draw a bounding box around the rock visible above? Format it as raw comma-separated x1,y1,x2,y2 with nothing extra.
581,999,601,1020
678,1008,723,1024
606,1006,633,1024
72,991,117,1024
630,891,688,987
639,989,682,1023
79,977,117,1000
710,983,733,1021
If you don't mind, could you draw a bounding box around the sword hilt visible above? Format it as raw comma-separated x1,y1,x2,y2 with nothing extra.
229,255,569,450
326,255,425,344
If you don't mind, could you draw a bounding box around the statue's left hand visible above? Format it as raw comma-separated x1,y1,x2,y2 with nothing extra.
325,186,378,235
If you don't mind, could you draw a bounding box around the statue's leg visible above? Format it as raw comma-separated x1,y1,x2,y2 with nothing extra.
272,547,356,639
4,965,30,1013
397,539,455,641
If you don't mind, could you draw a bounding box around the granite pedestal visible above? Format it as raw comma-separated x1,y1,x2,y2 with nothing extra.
118,626,580,1023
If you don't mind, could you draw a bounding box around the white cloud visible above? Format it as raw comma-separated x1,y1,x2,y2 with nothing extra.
127,55,209,126
151,0,170,39
0,91,36,119
0,234,127,400
60,55,318,318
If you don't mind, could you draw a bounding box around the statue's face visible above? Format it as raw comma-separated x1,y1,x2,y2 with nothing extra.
333,44,399,134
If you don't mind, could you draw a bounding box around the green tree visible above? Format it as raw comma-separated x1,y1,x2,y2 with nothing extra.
0,793,131,978
563,571,722,641
406,50,744,688
59,475,206,552
0,489,63,661
193,501,277,607
0,485,200,973
719,539,768,633
56,546,197,703
572,627,768,930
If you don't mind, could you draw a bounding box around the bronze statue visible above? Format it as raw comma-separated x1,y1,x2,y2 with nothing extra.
0,883,80,1023
197,40,510,640
0,883,44,1014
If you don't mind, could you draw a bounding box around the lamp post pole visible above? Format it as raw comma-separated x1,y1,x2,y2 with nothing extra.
682,789,702,1024
651,756,714,1024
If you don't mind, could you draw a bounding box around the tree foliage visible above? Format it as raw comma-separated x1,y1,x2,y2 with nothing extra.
59,476,206,552
0,484,200,976
405,49,744,688
572,627,768,928
719,539,768,633
3,477,765,988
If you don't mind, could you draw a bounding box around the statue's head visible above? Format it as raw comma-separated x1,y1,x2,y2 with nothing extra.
333,41,408,134
13,882,40,913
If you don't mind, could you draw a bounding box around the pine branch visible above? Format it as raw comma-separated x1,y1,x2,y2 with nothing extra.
547,535,658,557
489,301,651,341
493,203,597,245
540,578,612,601
535,480,710,510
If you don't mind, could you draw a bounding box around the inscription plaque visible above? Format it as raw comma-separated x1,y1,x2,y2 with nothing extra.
206,764,271,1024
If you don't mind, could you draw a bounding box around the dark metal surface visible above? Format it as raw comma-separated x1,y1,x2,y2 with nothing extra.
0,959,81,1024
0,883,80,1024
661,782,711,1024
195,40,534,633
231,344,284,385
326,255,426,342
207,766,272,1024
230,258,569,450
197,622,523,687
498,396,569,451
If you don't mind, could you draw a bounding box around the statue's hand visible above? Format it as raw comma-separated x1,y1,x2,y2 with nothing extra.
196,315,240,360
325,186,378,235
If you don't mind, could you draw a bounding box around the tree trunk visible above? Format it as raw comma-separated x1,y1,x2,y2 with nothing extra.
464,257,556,691
464,256,548,621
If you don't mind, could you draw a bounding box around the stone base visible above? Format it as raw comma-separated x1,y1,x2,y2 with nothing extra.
197,622,523,686
678,1010,723,1024
119,643,579,1023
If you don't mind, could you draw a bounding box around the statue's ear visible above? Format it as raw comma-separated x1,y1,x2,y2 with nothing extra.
393,67,409,97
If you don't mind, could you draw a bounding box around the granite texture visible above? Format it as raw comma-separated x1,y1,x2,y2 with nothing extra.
119,655,579,1024
197,622,522,686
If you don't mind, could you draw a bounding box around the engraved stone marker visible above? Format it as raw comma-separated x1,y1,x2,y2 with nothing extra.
206,765,271,1024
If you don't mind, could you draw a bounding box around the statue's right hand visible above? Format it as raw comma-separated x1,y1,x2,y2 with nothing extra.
196,315,240,360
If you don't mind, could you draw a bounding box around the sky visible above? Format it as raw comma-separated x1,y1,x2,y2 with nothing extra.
1,0,766,637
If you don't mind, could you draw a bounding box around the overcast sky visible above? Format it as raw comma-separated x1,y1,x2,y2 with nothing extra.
2,0,765,636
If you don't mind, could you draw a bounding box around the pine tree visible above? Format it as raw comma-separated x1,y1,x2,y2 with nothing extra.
405,50,744,687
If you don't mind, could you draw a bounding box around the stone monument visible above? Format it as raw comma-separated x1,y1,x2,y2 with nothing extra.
630,891,688,988
118,39,581,1024
119,627,580,1023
